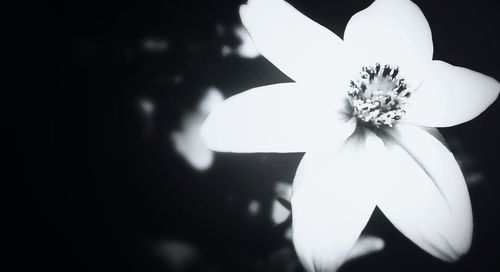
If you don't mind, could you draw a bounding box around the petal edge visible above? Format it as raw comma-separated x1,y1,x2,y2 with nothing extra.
404,60,500,127
240,0,347,85
376,124,473,261
202,83,355,153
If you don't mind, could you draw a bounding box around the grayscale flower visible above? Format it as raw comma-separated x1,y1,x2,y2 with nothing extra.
201,0,499,271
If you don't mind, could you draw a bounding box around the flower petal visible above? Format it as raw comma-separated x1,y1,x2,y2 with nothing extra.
344,0,433,86
404,60,500,127
376,124,473,261
291,132,383,271
201,83,355,153
240,0,347,85
346,235,385,261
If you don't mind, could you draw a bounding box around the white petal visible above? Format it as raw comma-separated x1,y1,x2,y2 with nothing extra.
404,61,500,127
240,0,347,85
376,124,473,261
202,83,355,153
346,236,385,261
291,132,383,271
344,0,433,86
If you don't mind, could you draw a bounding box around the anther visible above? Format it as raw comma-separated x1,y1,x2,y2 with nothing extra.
347,63,411,128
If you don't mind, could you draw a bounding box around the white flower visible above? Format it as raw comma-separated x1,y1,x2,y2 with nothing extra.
201,0,499,271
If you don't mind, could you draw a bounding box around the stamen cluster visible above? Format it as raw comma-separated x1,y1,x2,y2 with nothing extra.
348,63,411,127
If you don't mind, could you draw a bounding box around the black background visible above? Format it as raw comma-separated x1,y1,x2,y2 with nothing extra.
15,0,500,271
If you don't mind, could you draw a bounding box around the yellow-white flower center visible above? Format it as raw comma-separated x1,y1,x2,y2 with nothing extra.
348,63,411,128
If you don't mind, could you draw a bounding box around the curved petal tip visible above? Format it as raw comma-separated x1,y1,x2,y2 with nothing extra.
405,61,500,127
377,125,473,262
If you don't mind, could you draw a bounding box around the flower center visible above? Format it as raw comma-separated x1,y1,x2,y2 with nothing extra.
348,63,411,128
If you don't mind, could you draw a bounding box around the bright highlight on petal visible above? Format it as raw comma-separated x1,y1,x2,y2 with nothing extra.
240,0,346,85
202,83,356,153
346,235,385,261
404,60,500,127
376,124,473,261
292,132,383,272
344,0,433,86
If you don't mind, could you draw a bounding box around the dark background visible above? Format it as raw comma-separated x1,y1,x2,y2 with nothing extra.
15,0,500,271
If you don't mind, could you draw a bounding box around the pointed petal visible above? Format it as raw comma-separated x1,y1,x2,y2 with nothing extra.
202,83,355,153
240,0,347,85
404,61,500,127
417,126,449,150
344,0,433,86
346,236,385,261
376,124,473,261
291,132,383,271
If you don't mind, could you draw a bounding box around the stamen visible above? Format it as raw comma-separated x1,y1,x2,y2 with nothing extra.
348,63,411,128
